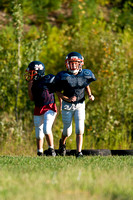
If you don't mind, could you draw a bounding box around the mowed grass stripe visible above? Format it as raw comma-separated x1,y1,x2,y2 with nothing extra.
0,156,133,200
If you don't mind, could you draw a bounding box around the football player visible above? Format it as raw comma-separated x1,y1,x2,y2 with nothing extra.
25,61,57,156
54,52,96,158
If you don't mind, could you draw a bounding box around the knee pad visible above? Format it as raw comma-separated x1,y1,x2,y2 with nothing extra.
43,110,57,135
62,110,73,137
35,125,44,139
63,124,72,137
75,120,84,135
43,125,52,135
34,116,44,139
74,103,85,135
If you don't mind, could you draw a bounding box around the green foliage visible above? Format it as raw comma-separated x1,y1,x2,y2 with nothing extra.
0,0,132,151
0,25,18,113
84,31,132,149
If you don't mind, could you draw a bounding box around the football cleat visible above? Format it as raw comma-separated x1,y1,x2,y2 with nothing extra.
59,139,66,156
37,152,44,156
46,148,56,157
76,151,83,158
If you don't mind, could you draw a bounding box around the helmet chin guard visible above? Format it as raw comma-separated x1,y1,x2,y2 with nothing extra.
69,69,79,74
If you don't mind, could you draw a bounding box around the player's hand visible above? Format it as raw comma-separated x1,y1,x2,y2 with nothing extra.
89,95,95,101
69,96,77,102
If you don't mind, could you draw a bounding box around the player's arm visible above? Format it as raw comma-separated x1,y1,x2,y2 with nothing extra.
58,95,62,111
85,85,95,101
28,80,34,101
56,91,76,103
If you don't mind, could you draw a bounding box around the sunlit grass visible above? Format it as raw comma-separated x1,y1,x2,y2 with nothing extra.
0,156,133,200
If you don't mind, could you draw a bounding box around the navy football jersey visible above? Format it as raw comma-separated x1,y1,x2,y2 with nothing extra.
31,74,55,107
54,69,96,103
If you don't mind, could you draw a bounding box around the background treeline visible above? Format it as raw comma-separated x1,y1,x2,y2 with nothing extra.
0,0,132,155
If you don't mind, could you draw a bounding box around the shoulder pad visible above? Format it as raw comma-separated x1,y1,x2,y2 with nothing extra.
82,69,96,81
44,74,55,83
55,71,69,81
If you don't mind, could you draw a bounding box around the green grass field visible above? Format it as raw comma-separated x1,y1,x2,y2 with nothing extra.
0,156,133,200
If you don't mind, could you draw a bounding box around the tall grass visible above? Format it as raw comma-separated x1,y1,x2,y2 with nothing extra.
0,156,133,200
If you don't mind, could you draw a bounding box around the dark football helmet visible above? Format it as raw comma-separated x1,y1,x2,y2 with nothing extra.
65,52,84,74
25,61,45,81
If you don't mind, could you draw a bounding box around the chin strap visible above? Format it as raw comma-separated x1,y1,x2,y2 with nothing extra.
69,69,79,74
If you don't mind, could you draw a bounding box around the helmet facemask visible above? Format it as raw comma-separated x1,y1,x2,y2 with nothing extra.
65,52,84,74
25,69,38,81
24,61,45,81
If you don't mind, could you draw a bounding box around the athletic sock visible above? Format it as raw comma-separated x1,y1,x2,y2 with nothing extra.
37,148,43,153
48,146,54,149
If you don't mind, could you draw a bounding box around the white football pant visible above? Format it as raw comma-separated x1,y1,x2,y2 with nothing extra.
34,110,57,139
62,101,85,137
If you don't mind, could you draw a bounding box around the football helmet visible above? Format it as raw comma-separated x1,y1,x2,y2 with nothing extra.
65,52,84,74
25,61,45,81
